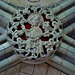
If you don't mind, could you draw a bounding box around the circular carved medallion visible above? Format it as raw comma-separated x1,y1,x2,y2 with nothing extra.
7,6,62,64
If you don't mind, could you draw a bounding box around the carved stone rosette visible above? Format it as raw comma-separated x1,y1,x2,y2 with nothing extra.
7,6,62,64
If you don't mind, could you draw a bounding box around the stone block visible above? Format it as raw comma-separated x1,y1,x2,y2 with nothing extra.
20,63,34,74
5,63,21,75
47,66,60,75
33,63,48,75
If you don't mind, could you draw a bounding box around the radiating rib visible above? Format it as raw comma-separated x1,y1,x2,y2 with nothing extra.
52,0,74,14
66,12,75,22
0,33,7,42
62,23,75,46
0,54,22,72
63,34,75,46
57,6,75,20
59,47,75,60
0,42,10,52
0,9,12,19
61,12,75,26
50,55,75,72
60,42,75,54
0,46,13,57
0,1,17,14
0,9,12,28
0,26,6,34
0,54,74,73
0,54,21,68
0,0,74,17
64,23,75,34
49,55,75,71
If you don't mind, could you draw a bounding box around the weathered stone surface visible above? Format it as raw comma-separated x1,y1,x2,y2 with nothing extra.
47,66,60,75
5,63,21,75
33,63,48,75
20,63,34,74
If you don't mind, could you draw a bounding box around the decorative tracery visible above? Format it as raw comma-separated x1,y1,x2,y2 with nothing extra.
7,6,62,61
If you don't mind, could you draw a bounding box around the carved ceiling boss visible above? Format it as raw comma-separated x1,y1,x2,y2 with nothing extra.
7,5,62,63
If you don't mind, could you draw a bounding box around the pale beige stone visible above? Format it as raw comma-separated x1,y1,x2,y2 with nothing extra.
5,63,21,75
19,73,30,75
20,63,34,74
33,63,48,75
47,66,60,75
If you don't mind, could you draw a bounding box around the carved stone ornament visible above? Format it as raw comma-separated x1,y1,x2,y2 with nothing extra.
7,6,62,64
